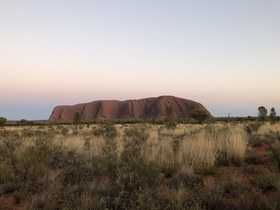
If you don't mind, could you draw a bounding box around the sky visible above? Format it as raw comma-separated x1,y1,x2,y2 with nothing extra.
0,0,280,120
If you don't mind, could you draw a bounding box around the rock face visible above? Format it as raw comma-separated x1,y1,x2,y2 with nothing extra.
49,96,211,121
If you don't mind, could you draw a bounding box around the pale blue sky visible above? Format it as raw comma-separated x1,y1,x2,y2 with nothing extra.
0,0,279,120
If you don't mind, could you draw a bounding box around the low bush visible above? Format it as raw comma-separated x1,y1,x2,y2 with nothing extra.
271,143,280,171
92,123,117,139
252,171,280,192
245,153,264,165
0,182,19,194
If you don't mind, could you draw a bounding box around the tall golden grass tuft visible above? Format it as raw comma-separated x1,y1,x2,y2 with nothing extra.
178,130,218,172
217,125,247,164
257,122,280,137
138,124,248,173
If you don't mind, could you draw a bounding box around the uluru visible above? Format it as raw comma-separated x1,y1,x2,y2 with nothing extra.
49,96,211,121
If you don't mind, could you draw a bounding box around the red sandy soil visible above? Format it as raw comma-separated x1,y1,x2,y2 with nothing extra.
0,195,31,210
255,145,270,154
203,175,215,186
264,191,279,202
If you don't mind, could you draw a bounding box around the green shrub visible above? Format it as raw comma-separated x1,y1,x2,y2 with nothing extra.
271,143,280,171
92,123,117,139
165,119,177,129
246,122,262,134
249,137,274,147
0,133,55,191
61,127,69,136
124,124,149,143
95,137,120,184
252,172,280,192
168,171,203,189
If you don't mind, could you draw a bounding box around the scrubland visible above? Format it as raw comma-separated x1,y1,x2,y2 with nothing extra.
0,121,280,209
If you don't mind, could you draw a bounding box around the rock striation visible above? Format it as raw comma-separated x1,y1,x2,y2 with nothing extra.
49,96,211,121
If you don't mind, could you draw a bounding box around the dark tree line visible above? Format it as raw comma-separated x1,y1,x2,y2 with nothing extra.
258,106,278,123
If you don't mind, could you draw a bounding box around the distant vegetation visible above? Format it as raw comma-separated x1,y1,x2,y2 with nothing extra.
191,109,209,124
73,112,81,135
270,108,277,123
1,106,279,127
17,119,34,126
258,106,268,122
0,117,7,127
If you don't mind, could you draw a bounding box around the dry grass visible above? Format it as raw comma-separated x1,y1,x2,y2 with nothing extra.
2,123,248,172
2,122,280,209
257,122,280,136
140,124,248,172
